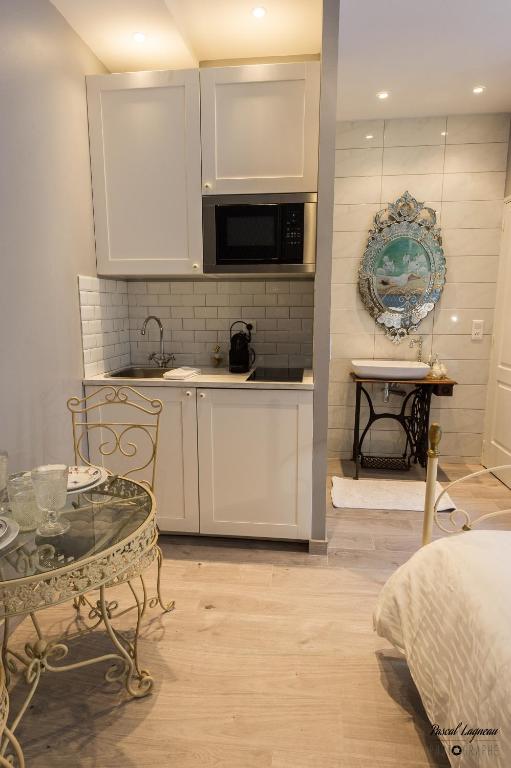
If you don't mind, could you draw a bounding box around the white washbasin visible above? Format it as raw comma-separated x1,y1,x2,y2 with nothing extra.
352,359,430,380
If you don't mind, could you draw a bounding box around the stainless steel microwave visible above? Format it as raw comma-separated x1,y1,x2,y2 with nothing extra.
202,193,317,274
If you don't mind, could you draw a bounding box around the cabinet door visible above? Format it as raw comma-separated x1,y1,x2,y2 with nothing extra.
197,388,312,539
87,69,203,276
200,62,320,195
85,386,199,533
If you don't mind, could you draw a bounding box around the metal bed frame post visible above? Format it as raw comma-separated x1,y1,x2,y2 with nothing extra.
423,423,441,545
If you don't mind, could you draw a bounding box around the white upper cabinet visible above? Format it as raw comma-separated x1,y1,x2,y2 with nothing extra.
200,62,320,195
86,70,203,276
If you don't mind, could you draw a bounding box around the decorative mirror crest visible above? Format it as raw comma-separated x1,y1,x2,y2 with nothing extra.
358,191,446,343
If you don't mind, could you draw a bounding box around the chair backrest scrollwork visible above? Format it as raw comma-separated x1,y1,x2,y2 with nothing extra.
67,386,163,492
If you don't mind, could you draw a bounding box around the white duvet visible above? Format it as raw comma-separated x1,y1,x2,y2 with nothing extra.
374,531,511,767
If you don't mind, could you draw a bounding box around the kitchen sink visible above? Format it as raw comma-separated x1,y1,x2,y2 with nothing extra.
351,360,431,380
109,367,172,378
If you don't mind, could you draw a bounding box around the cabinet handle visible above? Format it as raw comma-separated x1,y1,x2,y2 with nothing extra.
203,182,211,190
199,392,206,398
192,263,199,270
185,390,192,397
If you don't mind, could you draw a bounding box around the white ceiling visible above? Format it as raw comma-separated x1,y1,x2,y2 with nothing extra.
50,0,322,73
338,0,511,120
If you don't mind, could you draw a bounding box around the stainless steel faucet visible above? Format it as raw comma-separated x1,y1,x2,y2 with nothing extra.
409,336,423,362
140,315,174,368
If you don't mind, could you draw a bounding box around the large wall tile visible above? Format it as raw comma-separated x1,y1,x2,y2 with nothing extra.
332,204,380,232
432,334,492,360
442,228,501,256
433,308,494,335
336,120,384,149
446,114,510,144
329,116,508,461
383,117,447,147
381,174,443,202
383,145,444,175
335,148,383,177
331,333,374,358
439,282,497,309
444,142,508,173
442,171,505,201
441,201,503,229
332,230,368,259
334,176,381,204
441,359,489,385
447,255,499,283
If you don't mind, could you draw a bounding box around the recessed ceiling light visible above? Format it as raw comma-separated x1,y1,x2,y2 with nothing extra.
473,85,486,94
252,6,267,18
376,91,389,100
365,134,374,140
133,32,146,43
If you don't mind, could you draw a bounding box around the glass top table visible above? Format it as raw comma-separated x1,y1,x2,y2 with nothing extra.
0,475,169,765
0,476,157,616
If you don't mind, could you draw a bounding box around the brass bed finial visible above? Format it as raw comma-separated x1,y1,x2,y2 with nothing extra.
428,423,442,457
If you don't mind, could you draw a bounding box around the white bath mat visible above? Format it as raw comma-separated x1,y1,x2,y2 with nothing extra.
331,477,455,512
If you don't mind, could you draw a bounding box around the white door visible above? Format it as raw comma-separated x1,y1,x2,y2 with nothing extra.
197,388,313,539
200,62,320,195
483,198,511,485
87,69,203,276
85,386,199,532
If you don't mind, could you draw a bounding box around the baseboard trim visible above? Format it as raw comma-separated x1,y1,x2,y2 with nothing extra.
309,538,328,555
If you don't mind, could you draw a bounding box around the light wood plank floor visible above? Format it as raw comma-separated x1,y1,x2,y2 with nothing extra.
8,462,511,767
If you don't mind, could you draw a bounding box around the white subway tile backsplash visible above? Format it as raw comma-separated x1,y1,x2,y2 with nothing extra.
441,201,503,229
80,278,314,371
334,176,381,204
333,204,381,232
381,173,443,202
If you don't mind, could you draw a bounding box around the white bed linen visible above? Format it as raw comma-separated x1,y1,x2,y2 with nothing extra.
374,531,511,767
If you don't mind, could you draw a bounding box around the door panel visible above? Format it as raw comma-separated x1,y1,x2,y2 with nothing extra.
87,69,202,276
200,62,320,195
483,199,511,486
197,388,312,539
85,386,199,532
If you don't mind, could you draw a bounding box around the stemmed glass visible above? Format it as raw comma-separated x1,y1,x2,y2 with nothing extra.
31,465,70,537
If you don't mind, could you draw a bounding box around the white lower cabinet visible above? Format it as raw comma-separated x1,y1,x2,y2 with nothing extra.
85,386,199,533
85,385,312,539
197,388,312,540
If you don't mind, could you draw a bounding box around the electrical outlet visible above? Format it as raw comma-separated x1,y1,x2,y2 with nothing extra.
472,319,484,340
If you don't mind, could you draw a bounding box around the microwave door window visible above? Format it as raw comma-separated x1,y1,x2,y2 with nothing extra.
216,206,279,264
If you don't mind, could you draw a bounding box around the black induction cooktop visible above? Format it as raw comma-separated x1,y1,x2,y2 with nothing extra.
247,367,304,382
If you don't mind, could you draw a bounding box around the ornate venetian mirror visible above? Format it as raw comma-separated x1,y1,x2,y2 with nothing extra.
358,192,446,343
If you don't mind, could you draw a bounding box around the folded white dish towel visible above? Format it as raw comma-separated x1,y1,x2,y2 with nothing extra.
163,367,201,380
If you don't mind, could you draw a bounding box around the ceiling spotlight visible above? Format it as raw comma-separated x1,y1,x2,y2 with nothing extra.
376,91,389,100
252,6,267,17
133,32,146,43
473,85,486,94
365,134,374,140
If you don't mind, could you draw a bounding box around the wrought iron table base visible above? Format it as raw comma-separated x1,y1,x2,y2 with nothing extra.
0,547,173,767
352,382,432,479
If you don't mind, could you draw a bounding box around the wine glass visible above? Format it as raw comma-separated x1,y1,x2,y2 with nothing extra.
31,465,70,537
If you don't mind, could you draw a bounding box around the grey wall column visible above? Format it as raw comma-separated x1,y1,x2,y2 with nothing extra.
310,0,339,541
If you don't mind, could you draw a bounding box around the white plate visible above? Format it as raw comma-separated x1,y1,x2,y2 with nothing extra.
67,466,109,493
0,517,20,551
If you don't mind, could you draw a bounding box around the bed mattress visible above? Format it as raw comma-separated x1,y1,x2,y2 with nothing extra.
374,530,511,767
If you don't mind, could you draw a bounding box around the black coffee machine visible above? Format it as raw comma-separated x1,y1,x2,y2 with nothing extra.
229,321,255,373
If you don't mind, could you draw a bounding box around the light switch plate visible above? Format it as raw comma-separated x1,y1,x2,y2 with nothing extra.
472,319,484,340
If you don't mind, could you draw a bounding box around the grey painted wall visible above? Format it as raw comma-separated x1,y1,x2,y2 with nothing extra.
311,0,339,541
0,0,106,471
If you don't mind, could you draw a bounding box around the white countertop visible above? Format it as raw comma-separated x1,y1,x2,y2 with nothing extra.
83,367,314,391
